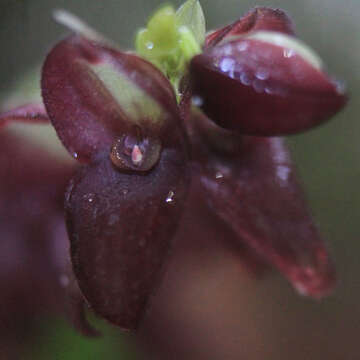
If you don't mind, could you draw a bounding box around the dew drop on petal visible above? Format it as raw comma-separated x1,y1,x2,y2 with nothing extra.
192,95,204,107
237,42,248,52
146,41,154,49
255,68,269,80
332,79,346,95
83,193,95,203
240,72,252,86
223,44,233,56
276,165,290,183
220,57,235,74
215,171,223,179
283,48,295,58
165,190,175,204
253,79,265,93
131,145,143,166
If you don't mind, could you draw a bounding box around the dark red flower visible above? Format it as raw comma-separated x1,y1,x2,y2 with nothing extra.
1,2,348,335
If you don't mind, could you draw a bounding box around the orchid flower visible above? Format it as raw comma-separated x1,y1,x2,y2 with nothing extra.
1,1,347,335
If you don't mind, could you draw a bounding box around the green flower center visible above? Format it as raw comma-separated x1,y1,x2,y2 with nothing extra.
135,0,205,94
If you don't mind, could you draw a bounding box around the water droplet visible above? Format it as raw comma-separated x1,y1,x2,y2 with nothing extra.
220,57,235,73
131,145,143,165
294,281,308,296
192,95,204,107
122,189,129,195
166,190,175,204
237,42,248,52
255,68,269,80
332,79,346,95
283,48,295,58
73,152,78,159
83,193,95,203
223,44,233,56
59,274,69,287
240,72,252,86
146,41,154,49
215,171,223,179
252,79,265,93
276,165,290,182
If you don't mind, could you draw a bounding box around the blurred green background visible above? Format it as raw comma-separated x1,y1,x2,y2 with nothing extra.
0,0,359,359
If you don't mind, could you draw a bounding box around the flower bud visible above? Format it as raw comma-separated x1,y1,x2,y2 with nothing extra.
191,31,347,136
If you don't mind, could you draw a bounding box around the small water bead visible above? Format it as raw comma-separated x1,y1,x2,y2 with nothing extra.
223,44,233,56
165,190,175,203
276,165,290,183
192,95,204,107
255,68,269,81
237,42,249,52
215,171,223,179
252,79,265,93
131,145,143,166
83,193,95,203
220,57,235,73
146,41,154,50
240,72,252,86
283,48,295,58
332,79,346,95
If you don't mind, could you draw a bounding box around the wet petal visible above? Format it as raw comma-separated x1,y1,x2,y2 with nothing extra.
191,32,347,135
205,7,295,47
42,35,178,163
66,148,188,330
196,135,336,298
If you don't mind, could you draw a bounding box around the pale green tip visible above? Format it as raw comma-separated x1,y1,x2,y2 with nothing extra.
135,0,205,95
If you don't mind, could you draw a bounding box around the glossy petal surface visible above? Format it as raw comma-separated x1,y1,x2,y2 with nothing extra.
206,7,295,47
42,35,178,162
192,132,335,298
191,36,347,135
66,149,188,330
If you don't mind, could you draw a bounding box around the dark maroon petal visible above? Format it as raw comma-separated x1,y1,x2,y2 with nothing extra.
0,103,48,127
206,7,295,48
195,135,335,298
0,128,76,334
42,35,178,163
191,36,347,136
65,147,188,330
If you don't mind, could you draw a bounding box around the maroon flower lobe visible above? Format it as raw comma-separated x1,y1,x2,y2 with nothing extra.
42,34,189,330
191,32,347,136
195,133,336,298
